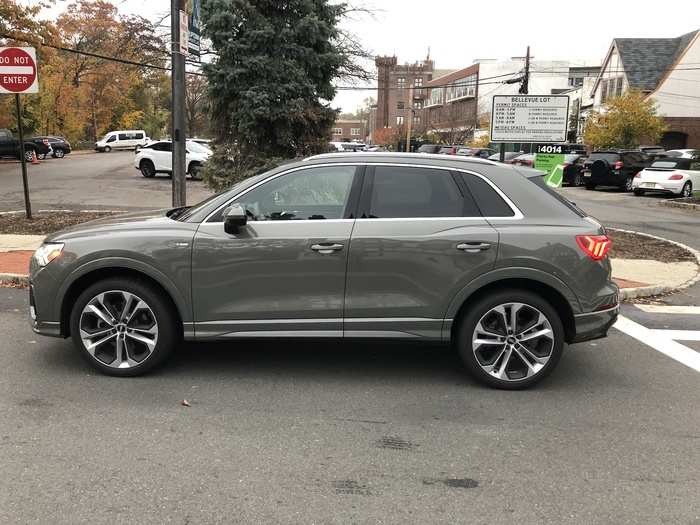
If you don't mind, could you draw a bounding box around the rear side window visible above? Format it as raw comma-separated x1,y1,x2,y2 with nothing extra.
462,174,515,217
366,166,478,218
589,153,620,163
528,176,586,217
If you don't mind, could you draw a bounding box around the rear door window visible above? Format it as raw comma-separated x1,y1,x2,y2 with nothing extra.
461,174,515,217
364,166,478,218
589,153,620,163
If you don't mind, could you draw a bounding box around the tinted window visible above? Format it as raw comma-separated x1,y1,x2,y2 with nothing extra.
367,166,471,218
417,145,440,153
152,142,172,152
234,166,356,221
589,152,620,163
135,132,144,139
690,161,700,171
462,174,515,217
528,176,586,217
118,133,128,140
106,135,116,143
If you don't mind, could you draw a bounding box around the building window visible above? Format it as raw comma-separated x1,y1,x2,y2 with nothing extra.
413,100,423,110
397,101,405,110
332,128,342,135
350,128,360,136
426,87,444,107
446,73,477,102
615,76,623,96
414,77,423,88
396,116,404,125
568,76,584,87
413,116,420,125
397,77,406,90
600,80,608,103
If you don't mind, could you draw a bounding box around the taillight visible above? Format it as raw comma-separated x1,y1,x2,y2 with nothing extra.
614,161,624,170
576,235,612,261
562,162,571,168
634,172,642,178
668,174,684,180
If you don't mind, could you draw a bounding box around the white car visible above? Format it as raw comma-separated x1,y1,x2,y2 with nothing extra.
665,149,700,159
632,158,700,197
134,140,211,179
96,130,149,152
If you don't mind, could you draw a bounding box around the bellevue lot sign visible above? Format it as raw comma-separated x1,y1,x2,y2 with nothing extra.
491,95,569,143
0,47,39,94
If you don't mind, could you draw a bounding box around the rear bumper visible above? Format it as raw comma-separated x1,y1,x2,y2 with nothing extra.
571,305,619,343
632,179,683,194
583,171,627,186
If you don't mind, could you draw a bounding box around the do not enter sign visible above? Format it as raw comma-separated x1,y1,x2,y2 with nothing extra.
0,47,39,94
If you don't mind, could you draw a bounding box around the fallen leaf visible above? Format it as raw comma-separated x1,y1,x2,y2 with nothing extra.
181,399,191,407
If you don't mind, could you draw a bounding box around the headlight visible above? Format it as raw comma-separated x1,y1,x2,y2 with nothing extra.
33,243,64,267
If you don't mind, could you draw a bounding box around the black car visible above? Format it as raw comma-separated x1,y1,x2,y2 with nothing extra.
416,144,442,154
30,136,72,158
457,147,496,158
562,154,586,186
582,150,650,191
487,151,524,163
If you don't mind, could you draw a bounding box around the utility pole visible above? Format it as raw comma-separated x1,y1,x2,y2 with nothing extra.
171,0,187,207
405,87,413,152
519,45,530,95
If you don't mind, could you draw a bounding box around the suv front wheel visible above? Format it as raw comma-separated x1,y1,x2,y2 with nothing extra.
69,278,179,376
456,289,564,389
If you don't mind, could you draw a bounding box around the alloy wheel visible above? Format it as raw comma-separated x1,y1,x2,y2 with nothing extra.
54,149,65,158
682,182,692,198
24,150,34,162
471,302,554,382
624,177,633,191
79,290,158,369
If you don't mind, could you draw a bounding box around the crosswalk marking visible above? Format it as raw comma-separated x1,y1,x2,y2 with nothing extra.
634,305,700,315
650,329,700,341
614,316,700,373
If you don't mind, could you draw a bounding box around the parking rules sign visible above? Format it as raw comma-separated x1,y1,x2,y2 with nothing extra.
0,47,39,94
491,95,569,143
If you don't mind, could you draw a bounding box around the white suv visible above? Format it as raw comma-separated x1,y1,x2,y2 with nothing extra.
134,140,211,179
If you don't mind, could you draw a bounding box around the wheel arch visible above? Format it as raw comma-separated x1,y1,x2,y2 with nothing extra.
445,271,579,344
59,261,188,338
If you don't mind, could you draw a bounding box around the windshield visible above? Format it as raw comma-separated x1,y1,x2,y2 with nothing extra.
186,141,212,154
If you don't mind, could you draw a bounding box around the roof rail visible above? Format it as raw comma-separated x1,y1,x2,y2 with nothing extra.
303,152,498,164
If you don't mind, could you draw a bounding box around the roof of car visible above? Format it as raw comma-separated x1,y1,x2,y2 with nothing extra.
304,152,498,166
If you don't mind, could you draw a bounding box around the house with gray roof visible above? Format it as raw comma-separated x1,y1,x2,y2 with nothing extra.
591,30,700,149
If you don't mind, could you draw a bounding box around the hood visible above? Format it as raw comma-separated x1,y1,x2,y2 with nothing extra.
45,209,175,242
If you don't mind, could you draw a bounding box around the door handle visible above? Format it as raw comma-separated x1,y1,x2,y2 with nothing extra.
310,243,344,254
456,242,491,253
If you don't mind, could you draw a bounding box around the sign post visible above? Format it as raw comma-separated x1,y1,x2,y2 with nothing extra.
0,47,39,219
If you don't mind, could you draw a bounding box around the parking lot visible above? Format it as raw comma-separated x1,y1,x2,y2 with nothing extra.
1,155,699,523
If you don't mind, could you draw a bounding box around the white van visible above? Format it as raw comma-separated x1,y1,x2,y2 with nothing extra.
95,130,149,152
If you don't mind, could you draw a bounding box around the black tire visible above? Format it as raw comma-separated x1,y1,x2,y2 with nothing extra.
633,189,644,196
680,181,692,198
622,177,634,192
573,173,583,187
140,159,156,178
455,289,565,390
24,149,34,162
585,183,596,191
104,145,112,153
53,148,65,159
69,277,179,377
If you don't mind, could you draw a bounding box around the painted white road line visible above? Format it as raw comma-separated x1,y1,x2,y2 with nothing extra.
650,329,700,342
635,305,700,315
614,316,700,373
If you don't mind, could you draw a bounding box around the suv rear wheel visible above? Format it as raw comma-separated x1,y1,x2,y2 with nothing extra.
139,159,156,178
622,177,634,192
69,277,179,376
456,289,564,389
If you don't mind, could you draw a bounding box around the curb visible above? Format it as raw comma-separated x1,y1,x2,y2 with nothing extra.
659,199,700,211
0,272,28,286
609,227,700,300
0,209,128,216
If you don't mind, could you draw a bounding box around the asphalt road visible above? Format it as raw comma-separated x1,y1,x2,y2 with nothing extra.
0,151,212,212
1,156,699,523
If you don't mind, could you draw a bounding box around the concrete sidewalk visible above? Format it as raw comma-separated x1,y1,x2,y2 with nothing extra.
1,233,698,298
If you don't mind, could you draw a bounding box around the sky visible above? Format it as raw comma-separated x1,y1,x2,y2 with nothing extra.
26,0,700,111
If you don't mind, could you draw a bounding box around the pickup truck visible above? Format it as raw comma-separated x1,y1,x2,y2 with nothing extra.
0,128,41,161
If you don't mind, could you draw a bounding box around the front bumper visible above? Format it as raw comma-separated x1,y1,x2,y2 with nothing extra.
571,305,619,343
29,283,62,337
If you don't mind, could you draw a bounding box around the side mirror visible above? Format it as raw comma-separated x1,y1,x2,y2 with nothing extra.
224,203,247,234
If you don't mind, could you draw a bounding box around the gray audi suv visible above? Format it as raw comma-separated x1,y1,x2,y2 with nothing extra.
29,153,619,389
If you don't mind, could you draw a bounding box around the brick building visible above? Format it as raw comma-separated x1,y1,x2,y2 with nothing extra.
423,64,480,143
374,56,454,136
330,119,367,142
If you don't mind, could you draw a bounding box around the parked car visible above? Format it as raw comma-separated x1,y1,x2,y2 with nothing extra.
488,151,524,163
189,138,212,147
457,147,496,159
436,145,462,155
0,128,40,161
29,152,618,389
562,154,586,186
96,130,149,152
366,145,388,152
511,153,536,167
416,144,442,154
632,158,700,198
134,140,211,178
328,141,366,152
25,137,52,159
30,136,72,159
639,145,665,156
665,149,700,159
582,150,650,191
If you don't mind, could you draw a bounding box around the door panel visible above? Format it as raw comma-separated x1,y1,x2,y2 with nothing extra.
344,165,499,339
191,164,360,338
